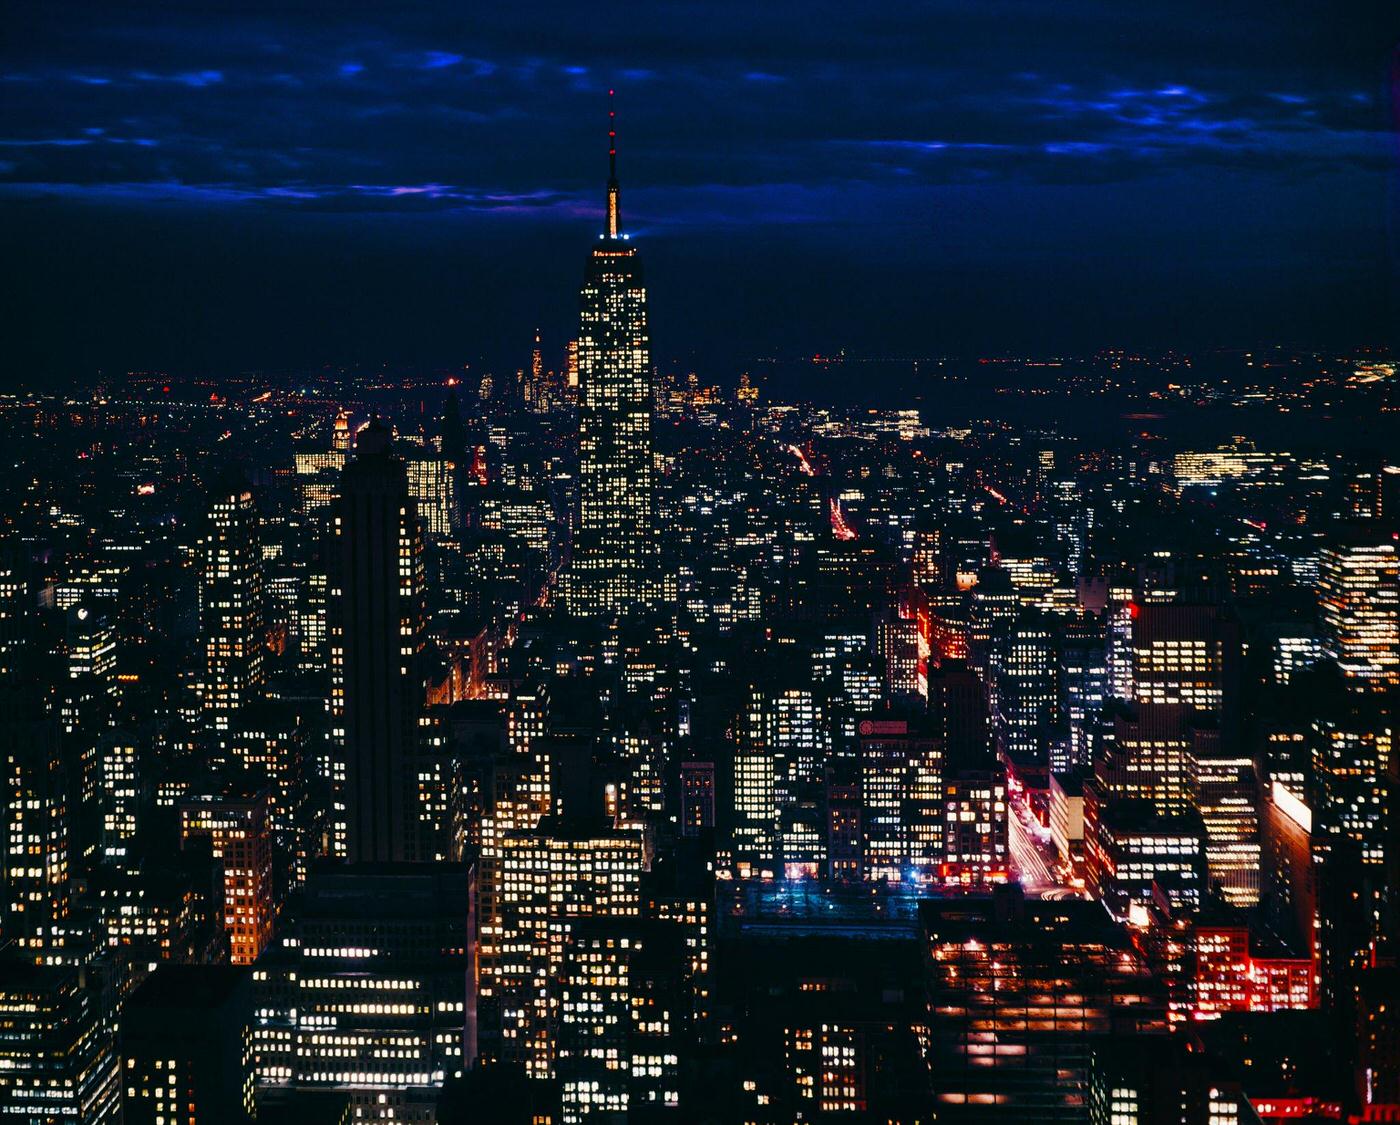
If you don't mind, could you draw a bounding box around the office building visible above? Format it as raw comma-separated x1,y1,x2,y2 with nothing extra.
328,419,430,862
2,691,72,960
255,864,473,1106
0,963,119,1122
200,482,264,735
921,886,1167,1122
478,818,643,1077
565,96,656,615
179,790,275,965
120,965,255,1125
1317,542,1399,692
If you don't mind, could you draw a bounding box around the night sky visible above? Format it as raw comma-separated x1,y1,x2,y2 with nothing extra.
3,1,1397,385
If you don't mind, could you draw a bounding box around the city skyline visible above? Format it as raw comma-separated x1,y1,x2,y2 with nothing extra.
1,6,1398,1125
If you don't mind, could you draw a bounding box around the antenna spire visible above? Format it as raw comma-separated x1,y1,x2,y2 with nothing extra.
606,88,621,239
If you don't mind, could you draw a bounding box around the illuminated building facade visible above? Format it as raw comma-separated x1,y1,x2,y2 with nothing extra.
66,604,117,694
565,337,580,399
1083,797,1207,914
941,767,1009,885
876,618,922,703
825,762,863,882
293,448,346,514
1093,703,1195,817
1270,629,1325,686
1172,445,1293,493
229,703,317,887
1261,780,1316,964
991,613,1059,769
1130,602,1239,719
98,729,141,861
254,865,473,1106
1317,542,1399,692
565,96,656,616
0,964,119,1122
921,887,1167,1122
404,447,458,540
477,819,643,1077
1189,728,1262,908
678,759,715,837
1049,769,1085,869
1087,1036,1259,1125
1060,632,1107,772
859,720,943,883
555,921,684,1122
200,484,264,736
296,564,329,674
731,681,828,879
179,792,274,965
0,548,25,680
1309,697,1391,871
1188,922,1315,1018
90,865,212,967
2,695,72,960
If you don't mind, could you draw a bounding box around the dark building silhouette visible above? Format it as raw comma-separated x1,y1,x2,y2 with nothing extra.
120,964,255,1125
328,419,429,862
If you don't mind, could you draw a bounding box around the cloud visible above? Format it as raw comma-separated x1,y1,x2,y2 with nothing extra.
0,3,1391,227
419,51,463,70
132,68,224,87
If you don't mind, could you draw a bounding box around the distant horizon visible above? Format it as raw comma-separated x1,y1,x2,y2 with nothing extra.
8,339,1396,391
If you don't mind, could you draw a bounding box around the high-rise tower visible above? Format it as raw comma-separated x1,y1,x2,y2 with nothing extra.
327,420,429,861
1318,542,1399,692
565,92,655,616
200,482,264,736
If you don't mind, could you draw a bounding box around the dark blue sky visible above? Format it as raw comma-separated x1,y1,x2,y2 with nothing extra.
2,1,1397,382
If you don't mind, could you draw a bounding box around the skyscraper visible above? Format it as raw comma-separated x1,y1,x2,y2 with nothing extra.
0,964,120,1122
179,790,275,965
478,818,643,1076
524,328,546,412
921,887,1168,1122
565,93,655,616
253,865,474,1103
404,444,458,540
66,604,117,695
200,482,264,736
860,719,944,884
1318,542,1399,692
327,420,429,862
1,690,71,960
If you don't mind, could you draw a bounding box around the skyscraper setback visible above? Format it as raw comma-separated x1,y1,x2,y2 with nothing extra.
565,93,656,616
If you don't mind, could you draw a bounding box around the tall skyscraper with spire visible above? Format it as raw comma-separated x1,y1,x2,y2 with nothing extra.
565,92,656,616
